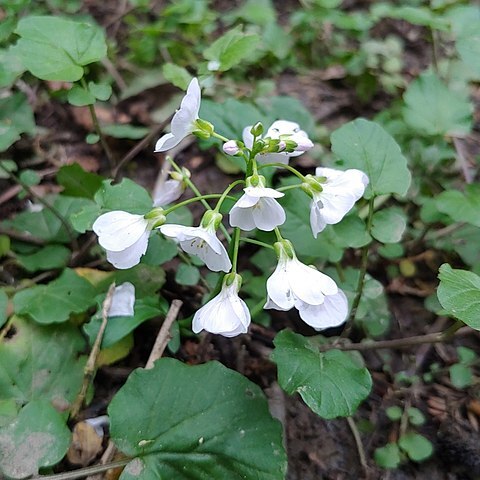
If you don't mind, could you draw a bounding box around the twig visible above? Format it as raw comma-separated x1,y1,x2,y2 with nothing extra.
346,416,369,473
85,441,118,480
31,459,131,480
145,299,183,369
320,321,464,353
112,115,173,182
70,283,116,420
0,226,45,245
0,163,78,250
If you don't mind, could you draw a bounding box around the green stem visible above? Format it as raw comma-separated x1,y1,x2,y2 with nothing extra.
231,227,241,273
31,459,131,480
213,179,245,212
80,78,116,173
258,162,306,181
274,227,284,243
240,237,275,250
167,157,231,242
338,196,375,341
211,131,230,142
0,163,78,250
277,184,302,193
163,194,234,215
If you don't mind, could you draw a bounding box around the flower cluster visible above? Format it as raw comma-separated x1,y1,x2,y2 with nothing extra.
92,78,368,338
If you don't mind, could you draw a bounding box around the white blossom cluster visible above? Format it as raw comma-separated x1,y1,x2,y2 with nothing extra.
93,78,368,337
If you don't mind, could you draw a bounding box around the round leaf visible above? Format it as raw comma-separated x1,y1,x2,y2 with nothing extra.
0,400,71,479
371,207,407,243
330,118,411,198
398,433,433,462
374,443,401,469
109,358,286,479
271,330,372,419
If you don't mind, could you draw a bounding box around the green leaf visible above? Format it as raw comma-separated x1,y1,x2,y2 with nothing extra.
0,400,71,479
56,163,103,199
0,93,35,152
398,433,433,462
162,63,192,90
371,207,407,243
386,406,402,421
0,235,10,257
226,0,277,26
331,118,411,198
113,264,166,297
437,264,480,329
407,407,425,426
0,160,17,179
403,72,473,137
449,363,473,389
83,296,165,348
88,81,112,101
457,346,476,364
67,85,96,106
142,233,178,266
0,316,86,408
13,268,97,324
0,46,25,88
4,195,90,243
272,330,372,419
101,124,149,140
371,3,448,29
16,245,70,272
14,16,107,81
0,290,7,329
95,179,152,214
175,264,200,286
436,184,480,227
374,443,401,469
109,359,286,479
19,169,40,187
204,25,260,71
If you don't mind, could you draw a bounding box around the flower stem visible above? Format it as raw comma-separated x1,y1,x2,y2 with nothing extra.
80,78,116,173
277,184,303,193
166,156,231,241
258,162,306,181
274,227,284,243
338,196,375,341
213,179,245,213
240,237,275,250
231,227,241,273
163,194,235,215
211,131,230,142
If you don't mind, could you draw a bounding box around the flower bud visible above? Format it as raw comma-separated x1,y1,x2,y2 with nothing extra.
294,137,314,152
223,140,240,156
250,122,264,137
201,210,223,230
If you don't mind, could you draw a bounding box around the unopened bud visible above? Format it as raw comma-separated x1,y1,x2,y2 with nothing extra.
294,137,314,152
201,210,223,230
250,122,264,137
223,140,240,156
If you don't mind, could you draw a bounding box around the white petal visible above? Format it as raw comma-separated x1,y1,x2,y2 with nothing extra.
309,200,327,238
108,282,135,317
265,259,295,310
155,133,180,152
93,211,149,252
153,179,184,206
252,197,286,231
105,231,150,269
234,193,261,209
229,204,256,231
266,120,301,138
192,285,250,337
288,258,338,305
316,191,356,225
181,237,231,272
242,126,254,148
256,152,290,165
160,225,221,253
244,186,284,199
264,295,290,311
184,77,201,118
297,290,348,330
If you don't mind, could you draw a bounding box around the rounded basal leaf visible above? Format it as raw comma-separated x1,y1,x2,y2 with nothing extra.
109,359,286,480
374,443,401,469
330,118,411,198
398,433,433,462
13,268,97,324
371,207,407,243
0,316,86,408
0,400,70,479
16,245,71,272
437,264,480,330
271,330,372,419
435,184,480,228
403,72,473,137
14,16,107,81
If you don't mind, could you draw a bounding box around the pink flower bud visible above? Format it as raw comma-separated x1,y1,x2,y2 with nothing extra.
294,137,314,152
278,141,287,152
223,140,240,156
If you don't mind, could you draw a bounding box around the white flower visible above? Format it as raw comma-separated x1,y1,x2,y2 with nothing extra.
229,181,285,231
153,178,185,206
154,78,201,152
243,119,313,165
308,167,369,238
108,282,135,317
159,220,231,273
264,240,348,330
192,274,250,337
93,211,151,270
